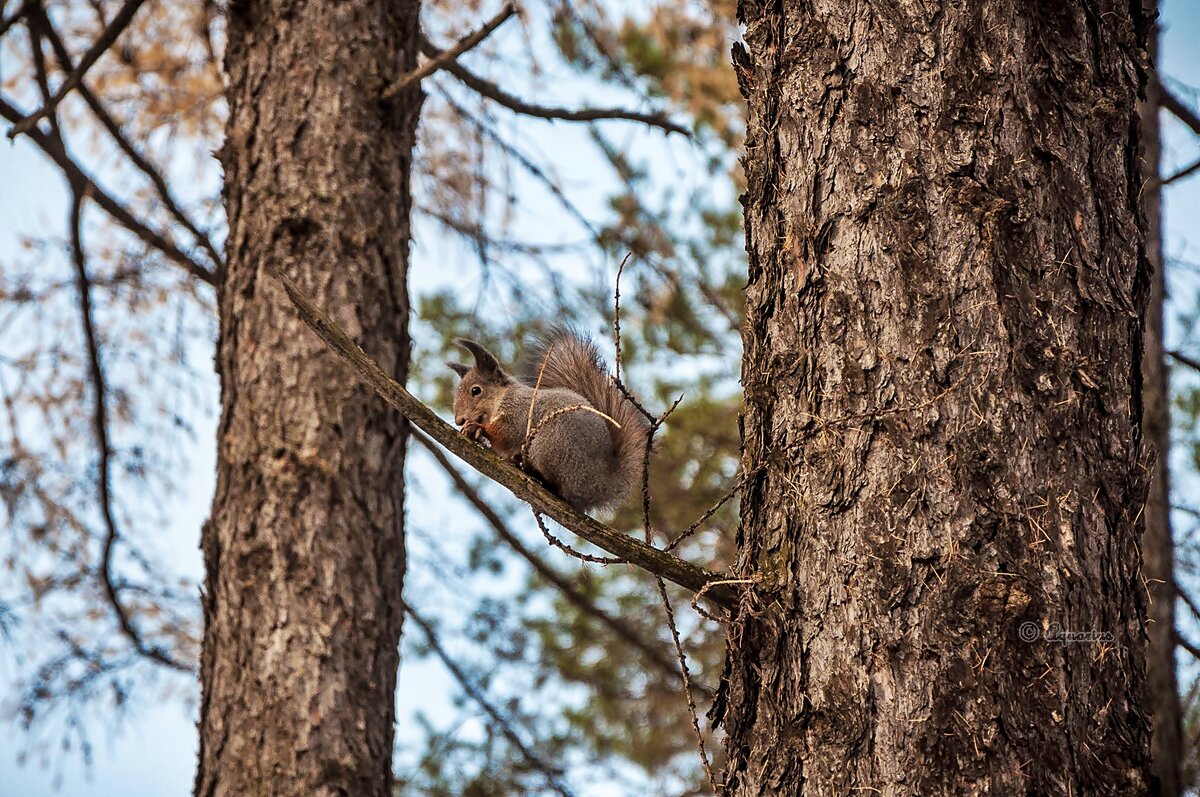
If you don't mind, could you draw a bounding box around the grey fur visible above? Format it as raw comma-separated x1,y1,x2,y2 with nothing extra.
449,330,649,512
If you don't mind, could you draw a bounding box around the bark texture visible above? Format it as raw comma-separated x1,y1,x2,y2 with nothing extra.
194,1,420,795
719,2,1152,794
1140,17,1182,797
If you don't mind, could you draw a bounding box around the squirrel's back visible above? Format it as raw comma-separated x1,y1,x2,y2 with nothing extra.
523,328,650,508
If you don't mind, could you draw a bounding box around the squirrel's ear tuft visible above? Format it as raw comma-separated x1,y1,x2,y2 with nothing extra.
447,362,470,378
454,338,501,375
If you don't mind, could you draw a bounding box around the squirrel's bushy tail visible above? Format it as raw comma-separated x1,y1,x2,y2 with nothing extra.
524,327,650,507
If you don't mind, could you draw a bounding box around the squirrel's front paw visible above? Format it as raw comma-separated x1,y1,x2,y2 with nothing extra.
460,421,486,443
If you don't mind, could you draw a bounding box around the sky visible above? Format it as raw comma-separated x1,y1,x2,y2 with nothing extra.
3,2,1200,796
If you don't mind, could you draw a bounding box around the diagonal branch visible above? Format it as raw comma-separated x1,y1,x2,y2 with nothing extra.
0,0,35,40
32,1,223,271
403,602,576,797
0,94,217,285
416,429,713,696
1164,158,1200,186
423,36,689,137
68,188,190,673
270,270,738,607
8,0,148,139
383,3,515,99
1167,349,1200,373
1161,81,1200,137
1176,629,1200,662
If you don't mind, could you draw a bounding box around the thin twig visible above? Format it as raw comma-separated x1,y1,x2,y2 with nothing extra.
1164,157,1200,186
1161,81,1200,138
269,270,738,606
0,0,34,38
655,578,721,793
610,277,720,794
8,0,148,139
0,95,217,285
533,510,623,565
1167,349,1200,373
422,36,689,137
690,578,756,623
526,404,620,455
666,474,748,553
613,252,632,383
403,603,576,797
69,188,189,673
1177,630,1200,661
32,2,223,271
382,3,515,99
1177,579,1200,624
441,92,600,239
414,430,712,695
523,341,554,459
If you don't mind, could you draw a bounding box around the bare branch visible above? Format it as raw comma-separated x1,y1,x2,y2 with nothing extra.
68,188,190,674
8,0,148,140
666,473,747,553
1161,81,1200,138
413,429,710,695
1167,349,1200,373
383,3,515,99
1164,158,1200,186
423,36,689,137
654,578,719,791
269,269,738,607
532,509,623,565
403,602,577,797
1176,630,1200,661
0,0,35,39
0,94,217,285
441,93,600,237
31,2,224,271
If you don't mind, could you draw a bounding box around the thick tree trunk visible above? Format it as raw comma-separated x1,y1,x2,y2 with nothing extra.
719,2,1152,794
1141,17,1182,797
194,2,420,796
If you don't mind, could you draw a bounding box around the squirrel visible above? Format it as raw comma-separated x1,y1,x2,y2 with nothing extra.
447,328,650,513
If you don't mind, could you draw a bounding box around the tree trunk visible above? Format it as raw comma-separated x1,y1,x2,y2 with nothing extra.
719,2,1152,794
194,2,420,795
1140,16,1182,797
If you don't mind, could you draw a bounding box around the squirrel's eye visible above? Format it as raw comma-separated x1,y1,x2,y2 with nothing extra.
470,386,482,396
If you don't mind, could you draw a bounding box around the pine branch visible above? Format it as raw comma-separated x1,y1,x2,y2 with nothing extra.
270,270,738,607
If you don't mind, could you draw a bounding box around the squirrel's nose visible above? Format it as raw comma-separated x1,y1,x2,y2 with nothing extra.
455,416,465,426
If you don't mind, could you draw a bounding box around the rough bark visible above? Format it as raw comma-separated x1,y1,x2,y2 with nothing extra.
719,2,1152,795
194,1,420,795
1141,16,1182,797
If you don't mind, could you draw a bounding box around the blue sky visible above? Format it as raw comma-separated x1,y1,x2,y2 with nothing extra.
3,3,1200,796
